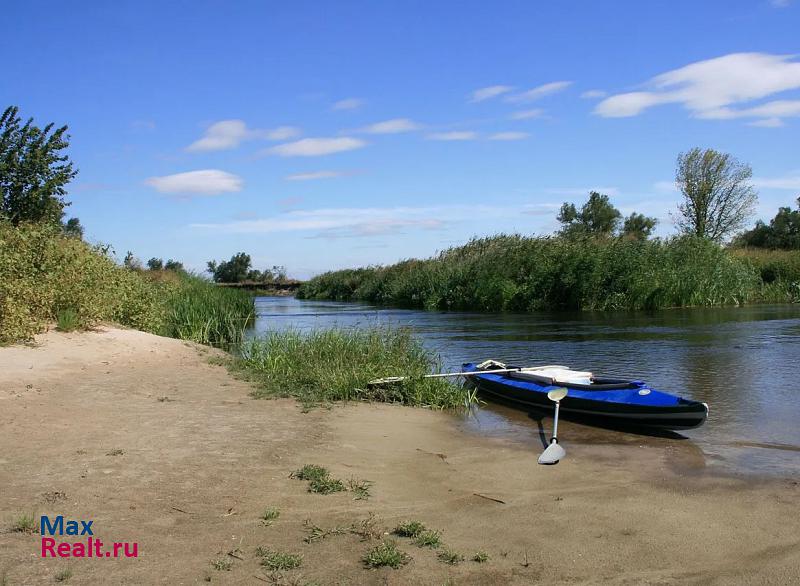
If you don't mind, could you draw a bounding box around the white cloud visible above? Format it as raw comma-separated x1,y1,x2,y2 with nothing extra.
186,119,300,151
595,53,800,125
653,180,678,194
770,0,790,7
510,108,545,120
752,173,800,190
426,131,478,141
265,137,366,157
145,170,243,196
190,203,546,238
505,81,573,103
285,170,348,181
332,98,365,111
488,131,529,141
470,85,514,102
359,118,422,134
581,90,607,99
265,126,302,140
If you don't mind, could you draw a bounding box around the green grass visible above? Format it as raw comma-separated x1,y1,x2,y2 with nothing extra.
257,549,303,571
472,551,490,563
0,222,254,346
392,520,426,538
10,512,37,534
298,234,773,311
293,464,329,482
261,507,280,525
436,548,464,565
413,529,442,549
54,568,73,582
362,540,411,569
303,520,348,543
55,308,80,332
308,476,345,495
237,327,472,409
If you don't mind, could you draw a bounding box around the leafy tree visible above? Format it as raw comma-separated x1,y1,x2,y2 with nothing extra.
207,252,252,283
123,251,142,270
735,197,800,249
0,105,78,225
557,191,622,237
164,259,184,271
674,148,757,242
62,217,83,238
622,212,658,241
147,257,164,271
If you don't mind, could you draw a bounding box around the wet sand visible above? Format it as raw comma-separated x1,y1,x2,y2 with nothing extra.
1,327,799,584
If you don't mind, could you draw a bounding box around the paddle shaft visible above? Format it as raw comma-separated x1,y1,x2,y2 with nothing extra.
552,400,561,442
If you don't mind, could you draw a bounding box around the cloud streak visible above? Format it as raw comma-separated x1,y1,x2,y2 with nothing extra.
146,170,243,196
265,137,366,157
426,131,478,141
186,120,301,152
284,170,350,181
470,85,514,102
332,98,365,111
595,53,800,126
358,118,422,134
505,81,572,103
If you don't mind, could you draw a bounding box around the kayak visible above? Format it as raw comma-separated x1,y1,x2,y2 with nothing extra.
462,361,708,431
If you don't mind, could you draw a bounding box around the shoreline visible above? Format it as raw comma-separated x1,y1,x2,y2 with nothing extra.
1,327,798,584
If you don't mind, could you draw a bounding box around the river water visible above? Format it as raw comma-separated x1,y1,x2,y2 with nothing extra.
249,297,800,476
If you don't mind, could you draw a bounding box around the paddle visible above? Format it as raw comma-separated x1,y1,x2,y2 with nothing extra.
538,388,568,465
367,365,568,386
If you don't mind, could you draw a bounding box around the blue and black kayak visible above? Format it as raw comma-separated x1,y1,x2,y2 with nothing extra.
462,362,709,431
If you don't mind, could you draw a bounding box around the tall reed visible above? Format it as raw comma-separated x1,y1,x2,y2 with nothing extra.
298,235,770,311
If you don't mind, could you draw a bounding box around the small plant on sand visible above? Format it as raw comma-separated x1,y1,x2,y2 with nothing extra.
308,476,345,495
347,477,372,500
54,568,73,582
293,464,328,482
350,513,383,541
303,520,347,543
392,520,426,538
258,549,303,571
472,551,490,563
413,529,442,549
362,540,410,569
437,548,464,565
261,507,280,525
56,308,80,332
106,449,124,456
10,512,37,534
211,558,232,571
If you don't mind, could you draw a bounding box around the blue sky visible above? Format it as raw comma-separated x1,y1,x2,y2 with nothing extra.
2,0,799,278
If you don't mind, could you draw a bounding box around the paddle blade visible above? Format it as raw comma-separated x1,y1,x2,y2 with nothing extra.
538,440,566,465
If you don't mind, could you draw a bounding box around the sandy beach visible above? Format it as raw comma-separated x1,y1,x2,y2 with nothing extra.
1,327,798,585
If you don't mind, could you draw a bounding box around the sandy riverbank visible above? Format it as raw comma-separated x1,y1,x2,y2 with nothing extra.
1,327,798,585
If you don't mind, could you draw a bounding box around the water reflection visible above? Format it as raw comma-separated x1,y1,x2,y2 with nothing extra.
250,297,800,475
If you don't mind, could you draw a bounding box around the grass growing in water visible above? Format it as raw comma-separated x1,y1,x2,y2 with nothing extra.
298,234,771,311
362,540,410,569
238,327,470,409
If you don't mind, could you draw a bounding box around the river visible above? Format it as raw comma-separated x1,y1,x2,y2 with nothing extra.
249,297,800,476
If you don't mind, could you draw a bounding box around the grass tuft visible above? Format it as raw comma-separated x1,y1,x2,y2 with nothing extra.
54,568,73,582
413,529,442,549
362,540,410,569
308,476,345,495
347,477,372,500
393,520,426,538
55,308,80,332
293,464,328,482
472,551,490,563
257,549,303,571
437,548,464,565
350,513,383,541
303,520,348,543
261,507,280,525
10,512,37,534
237,327,471,409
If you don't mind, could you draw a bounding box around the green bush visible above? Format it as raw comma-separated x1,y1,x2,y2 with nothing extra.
0,222,253,345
